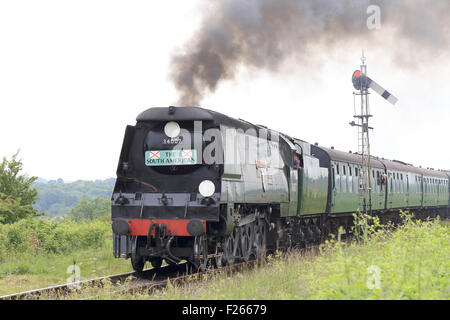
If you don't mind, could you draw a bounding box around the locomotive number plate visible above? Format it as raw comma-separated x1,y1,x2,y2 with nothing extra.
145,149,197,166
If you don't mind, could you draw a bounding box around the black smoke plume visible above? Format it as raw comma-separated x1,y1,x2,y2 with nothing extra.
170,0,450,105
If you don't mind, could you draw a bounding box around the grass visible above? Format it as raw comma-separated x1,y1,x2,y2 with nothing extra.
0,239,133,296
88,214,448,300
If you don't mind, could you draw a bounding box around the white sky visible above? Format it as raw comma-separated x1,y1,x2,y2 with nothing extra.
0,1,448,181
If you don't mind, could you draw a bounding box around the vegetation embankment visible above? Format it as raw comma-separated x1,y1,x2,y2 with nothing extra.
0,214,133,296
40,214,448,300
116,215,447,300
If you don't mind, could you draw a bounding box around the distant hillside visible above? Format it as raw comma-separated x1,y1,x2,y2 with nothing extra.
34,178,115,215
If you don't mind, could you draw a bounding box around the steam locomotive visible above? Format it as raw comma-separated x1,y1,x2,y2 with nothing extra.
111,106,449,272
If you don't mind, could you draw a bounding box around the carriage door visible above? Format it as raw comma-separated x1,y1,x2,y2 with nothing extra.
280,137,299,217
291,143,303,215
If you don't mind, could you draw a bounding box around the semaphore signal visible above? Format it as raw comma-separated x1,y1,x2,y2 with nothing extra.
350,52,399,213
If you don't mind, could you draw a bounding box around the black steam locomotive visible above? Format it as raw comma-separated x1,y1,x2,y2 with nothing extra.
111,106,449,272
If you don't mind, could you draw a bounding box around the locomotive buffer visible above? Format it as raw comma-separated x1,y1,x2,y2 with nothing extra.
350,53,398,214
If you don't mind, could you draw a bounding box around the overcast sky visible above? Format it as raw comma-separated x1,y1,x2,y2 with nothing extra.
0,1,448,181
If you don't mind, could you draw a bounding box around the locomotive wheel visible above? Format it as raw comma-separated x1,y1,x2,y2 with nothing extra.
254,218,267,259
305,225,314,248
240,224,253,261
212,240,226,268
192,235,208,272
223,232,236,265
131,252,145,273
239,227,248,261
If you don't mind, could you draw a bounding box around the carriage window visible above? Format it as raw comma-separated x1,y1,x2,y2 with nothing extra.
349,166,352,176
337,164,340,175
343,165,346,175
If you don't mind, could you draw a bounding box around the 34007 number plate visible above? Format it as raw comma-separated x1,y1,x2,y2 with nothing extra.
145,149,197,166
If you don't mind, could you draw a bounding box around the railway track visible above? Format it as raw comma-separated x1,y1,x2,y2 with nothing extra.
0,258,266,300
0,262,190,300
113,259,265,298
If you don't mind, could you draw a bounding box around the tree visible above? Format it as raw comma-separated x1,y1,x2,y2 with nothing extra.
34,178,114,215
69,197,110,222
0,151,38,224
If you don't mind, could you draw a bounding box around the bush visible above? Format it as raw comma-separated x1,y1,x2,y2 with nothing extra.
0,216,111,257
